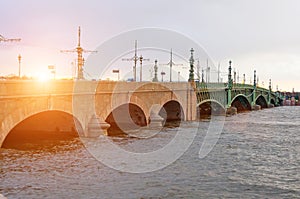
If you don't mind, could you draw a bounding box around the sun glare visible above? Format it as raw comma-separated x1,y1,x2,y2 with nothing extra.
37,73,50,82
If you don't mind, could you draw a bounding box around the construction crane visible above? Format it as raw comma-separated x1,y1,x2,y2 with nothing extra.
162,49,183,82
61,26,97,79
0,34,21,43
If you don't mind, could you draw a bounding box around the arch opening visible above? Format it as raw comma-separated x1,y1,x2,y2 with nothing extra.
256,95,268,109
2,111,83,150
270,98,276,106
105,103,147,136
278,98,284,106
231,95,251,113
197,100,226,119
159,100,184,127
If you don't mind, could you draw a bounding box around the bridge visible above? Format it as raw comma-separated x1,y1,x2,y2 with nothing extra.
194,60,281,117
0,77,281,148
195,81,281,116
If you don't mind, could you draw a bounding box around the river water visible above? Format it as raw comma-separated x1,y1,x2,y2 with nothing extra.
0,106,299,198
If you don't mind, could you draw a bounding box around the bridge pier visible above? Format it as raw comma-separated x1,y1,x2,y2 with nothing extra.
149,105,164,128
226,106,237,116
252,104,261,111
87,114,110,137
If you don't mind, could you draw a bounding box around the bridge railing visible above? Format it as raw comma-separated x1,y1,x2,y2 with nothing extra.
0,80,76,97
195,81,226,89
195,82,256,90
196,82,271,92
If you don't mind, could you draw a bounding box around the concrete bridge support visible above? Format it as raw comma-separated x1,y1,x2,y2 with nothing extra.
149,105,164,128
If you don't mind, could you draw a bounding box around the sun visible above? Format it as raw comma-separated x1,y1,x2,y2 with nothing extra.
37,73,50,82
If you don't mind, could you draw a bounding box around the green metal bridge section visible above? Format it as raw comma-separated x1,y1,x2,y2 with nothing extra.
194,81,281,114
185,57,282,115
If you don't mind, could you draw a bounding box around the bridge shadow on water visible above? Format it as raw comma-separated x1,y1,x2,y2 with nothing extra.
2,111,83,151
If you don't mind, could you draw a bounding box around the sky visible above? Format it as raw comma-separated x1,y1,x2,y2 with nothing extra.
1,0,300,91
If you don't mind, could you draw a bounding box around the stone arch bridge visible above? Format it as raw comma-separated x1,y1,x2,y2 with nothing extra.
0,80,280,147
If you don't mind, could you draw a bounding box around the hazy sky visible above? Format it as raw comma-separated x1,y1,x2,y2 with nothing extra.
1,0,300,91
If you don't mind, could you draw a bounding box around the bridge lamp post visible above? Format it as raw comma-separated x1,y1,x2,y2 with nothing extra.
275,85,279,105
227,60,233,108
233,69,236,84
139,55,150,82
140,55,143,82
253,70,257,88
18,54,21,78
152,60,158,82
225,60,237,115
201,67,205,83
161,71,166,82
252,70,257,108
188,48,195,82
268,79,272,106
206,65,210,83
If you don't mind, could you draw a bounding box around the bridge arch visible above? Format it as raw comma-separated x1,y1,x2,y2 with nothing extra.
1,110,84,149
105,103,147,136
231,94,252,112
255,95,268,108
270,98,276,106
197,99,226,118
159,100,184,123
0,94,86,148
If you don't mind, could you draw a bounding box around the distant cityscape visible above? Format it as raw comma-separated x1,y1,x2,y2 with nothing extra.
282,91,300,106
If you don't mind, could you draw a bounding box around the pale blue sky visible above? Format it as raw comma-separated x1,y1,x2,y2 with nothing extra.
1,0,300,91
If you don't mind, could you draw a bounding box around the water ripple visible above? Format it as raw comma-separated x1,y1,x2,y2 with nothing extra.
1,106,300,198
